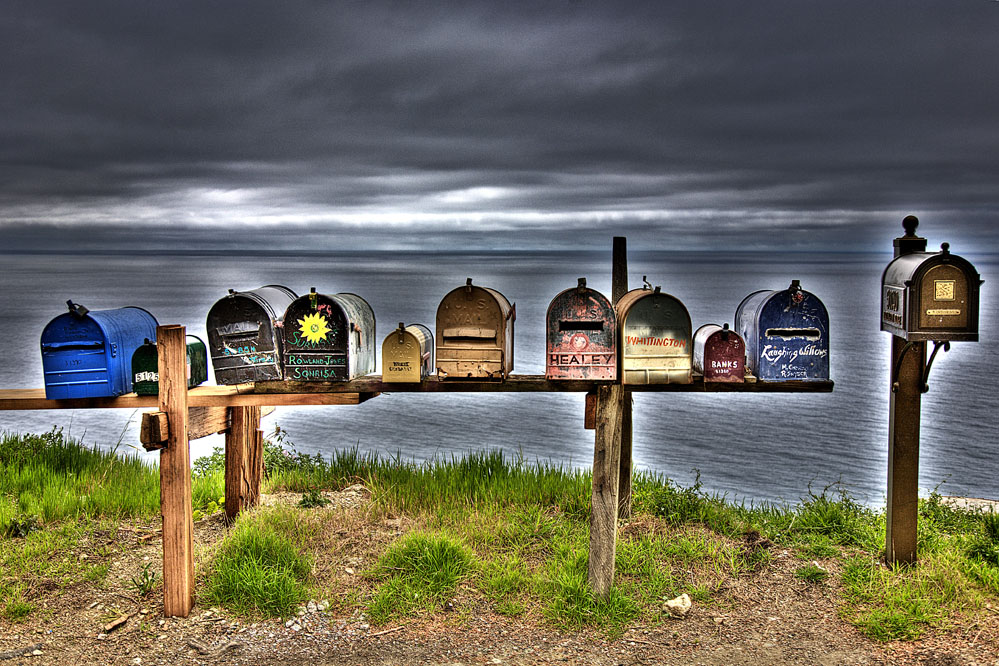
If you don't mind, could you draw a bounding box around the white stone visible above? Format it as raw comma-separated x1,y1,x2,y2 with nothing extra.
285,619,297,628
307,601,317,613
664,593,692,616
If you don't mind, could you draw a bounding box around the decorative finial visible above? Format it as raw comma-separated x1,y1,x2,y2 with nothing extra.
902,215,919,237
941,242,950,255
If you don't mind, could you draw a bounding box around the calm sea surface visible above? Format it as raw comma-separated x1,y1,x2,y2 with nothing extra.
1,250,995,506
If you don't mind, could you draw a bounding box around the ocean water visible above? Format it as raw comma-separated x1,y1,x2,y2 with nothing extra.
1,250,994,506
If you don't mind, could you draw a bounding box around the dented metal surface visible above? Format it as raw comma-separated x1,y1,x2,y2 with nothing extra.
131,335,208,395
206,285,296,385
382,322,434,382
693,323,745,383
41,301,159,399
881,243,981,342
282,288,376,381
735,280,829,381
546,278,616,380
436,278,515,379
616,283,692,385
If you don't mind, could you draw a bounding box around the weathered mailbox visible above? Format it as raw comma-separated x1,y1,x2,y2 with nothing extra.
41,301,159,399
282,288,376,381
382,323,434,383
616,283,692,384
546,278,616,380
693,323,745,383
436,278,515,379
735,280,829,381
206,285,297,385
131,335,208,395
881,243,981,342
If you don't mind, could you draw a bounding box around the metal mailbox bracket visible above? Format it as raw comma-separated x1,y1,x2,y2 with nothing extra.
891,339,950,394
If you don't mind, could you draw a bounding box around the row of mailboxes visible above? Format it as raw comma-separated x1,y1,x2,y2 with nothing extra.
38,277,837,398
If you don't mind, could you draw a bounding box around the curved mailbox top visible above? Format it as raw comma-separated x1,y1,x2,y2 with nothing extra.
881,244,981,341
615,285,692,385
41,302,159,399
546,278,616,380
436,278,515,379
382,322,434,383
693,323,745,383
206,284,297,384
735,280,829,381
282,289,376,381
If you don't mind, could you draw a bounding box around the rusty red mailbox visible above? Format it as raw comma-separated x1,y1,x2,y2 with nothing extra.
693,323,745,383
546,278,616,380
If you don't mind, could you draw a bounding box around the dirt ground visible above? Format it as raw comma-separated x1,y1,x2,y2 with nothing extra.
2,489,998,666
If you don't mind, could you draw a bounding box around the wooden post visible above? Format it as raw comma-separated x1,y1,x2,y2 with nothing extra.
886,337,924,565
225,405,263,521
157,325,194,617
588,383,625,598
885,217,928,565
612,236,633,519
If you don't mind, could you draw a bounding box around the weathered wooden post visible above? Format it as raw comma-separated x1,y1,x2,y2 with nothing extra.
612,237,634,519
588,383,625,597
157,325,194,617
882,216,982,564
225,406,264,521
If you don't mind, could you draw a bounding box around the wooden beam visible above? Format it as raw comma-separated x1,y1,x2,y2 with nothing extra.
612,236,633,520
588,383,625,599
157,325,194,618
225,405,263,521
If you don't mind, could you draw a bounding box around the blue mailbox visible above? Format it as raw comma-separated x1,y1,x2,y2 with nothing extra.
735,280,829,381
41,301,159,399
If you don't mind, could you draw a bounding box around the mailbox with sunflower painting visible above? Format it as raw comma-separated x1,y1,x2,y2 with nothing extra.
281,287,375,381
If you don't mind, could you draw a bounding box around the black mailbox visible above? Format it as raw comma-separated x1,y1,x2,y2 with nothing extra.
206,285,297,384
882,243,982,342
282,288,376,381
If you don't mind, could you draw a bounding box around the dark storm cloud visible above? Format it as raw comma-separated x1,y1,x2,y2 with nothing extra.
2,1,998,252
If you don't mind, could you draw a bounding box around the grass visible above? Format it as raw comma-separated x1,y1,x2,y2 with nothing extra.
3,427,999,643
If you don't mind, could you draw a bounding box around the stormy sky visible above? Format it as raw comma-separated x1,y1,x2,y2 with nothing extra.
2,1,998,254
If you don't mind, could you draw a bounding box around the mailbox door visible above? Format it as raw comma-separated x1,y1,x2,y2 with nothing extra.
383,327,422,382
131,340,159,395
619,291,692,385
41,314,111,398
755,290,829,381
283,293,349,381
437,285,507,378
917,263,970,335
546,287,616,380
703,328,745,382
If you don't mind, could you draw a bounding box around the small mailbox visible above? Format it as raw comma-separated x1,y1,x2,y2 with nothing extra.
131,335,208,395
206,285,297,385
41,301,159,399
546,278,616,380
436,278,515,379
881,243,981,342
616,283,692,384
693,323,746,383
282,288,376,381
382,323,434,383
735,280,829,381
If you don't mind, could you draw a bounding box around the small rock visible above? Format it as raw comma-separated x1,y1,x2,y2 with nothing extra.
285,619,296,628
345,567,355,575
296,608,307,617
97,633,108,640
291,624,302,632
318,600,330,611
132,659,141,665
139,609,149,615
307,601,317,613
32,651,43,657
665,593,692,616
